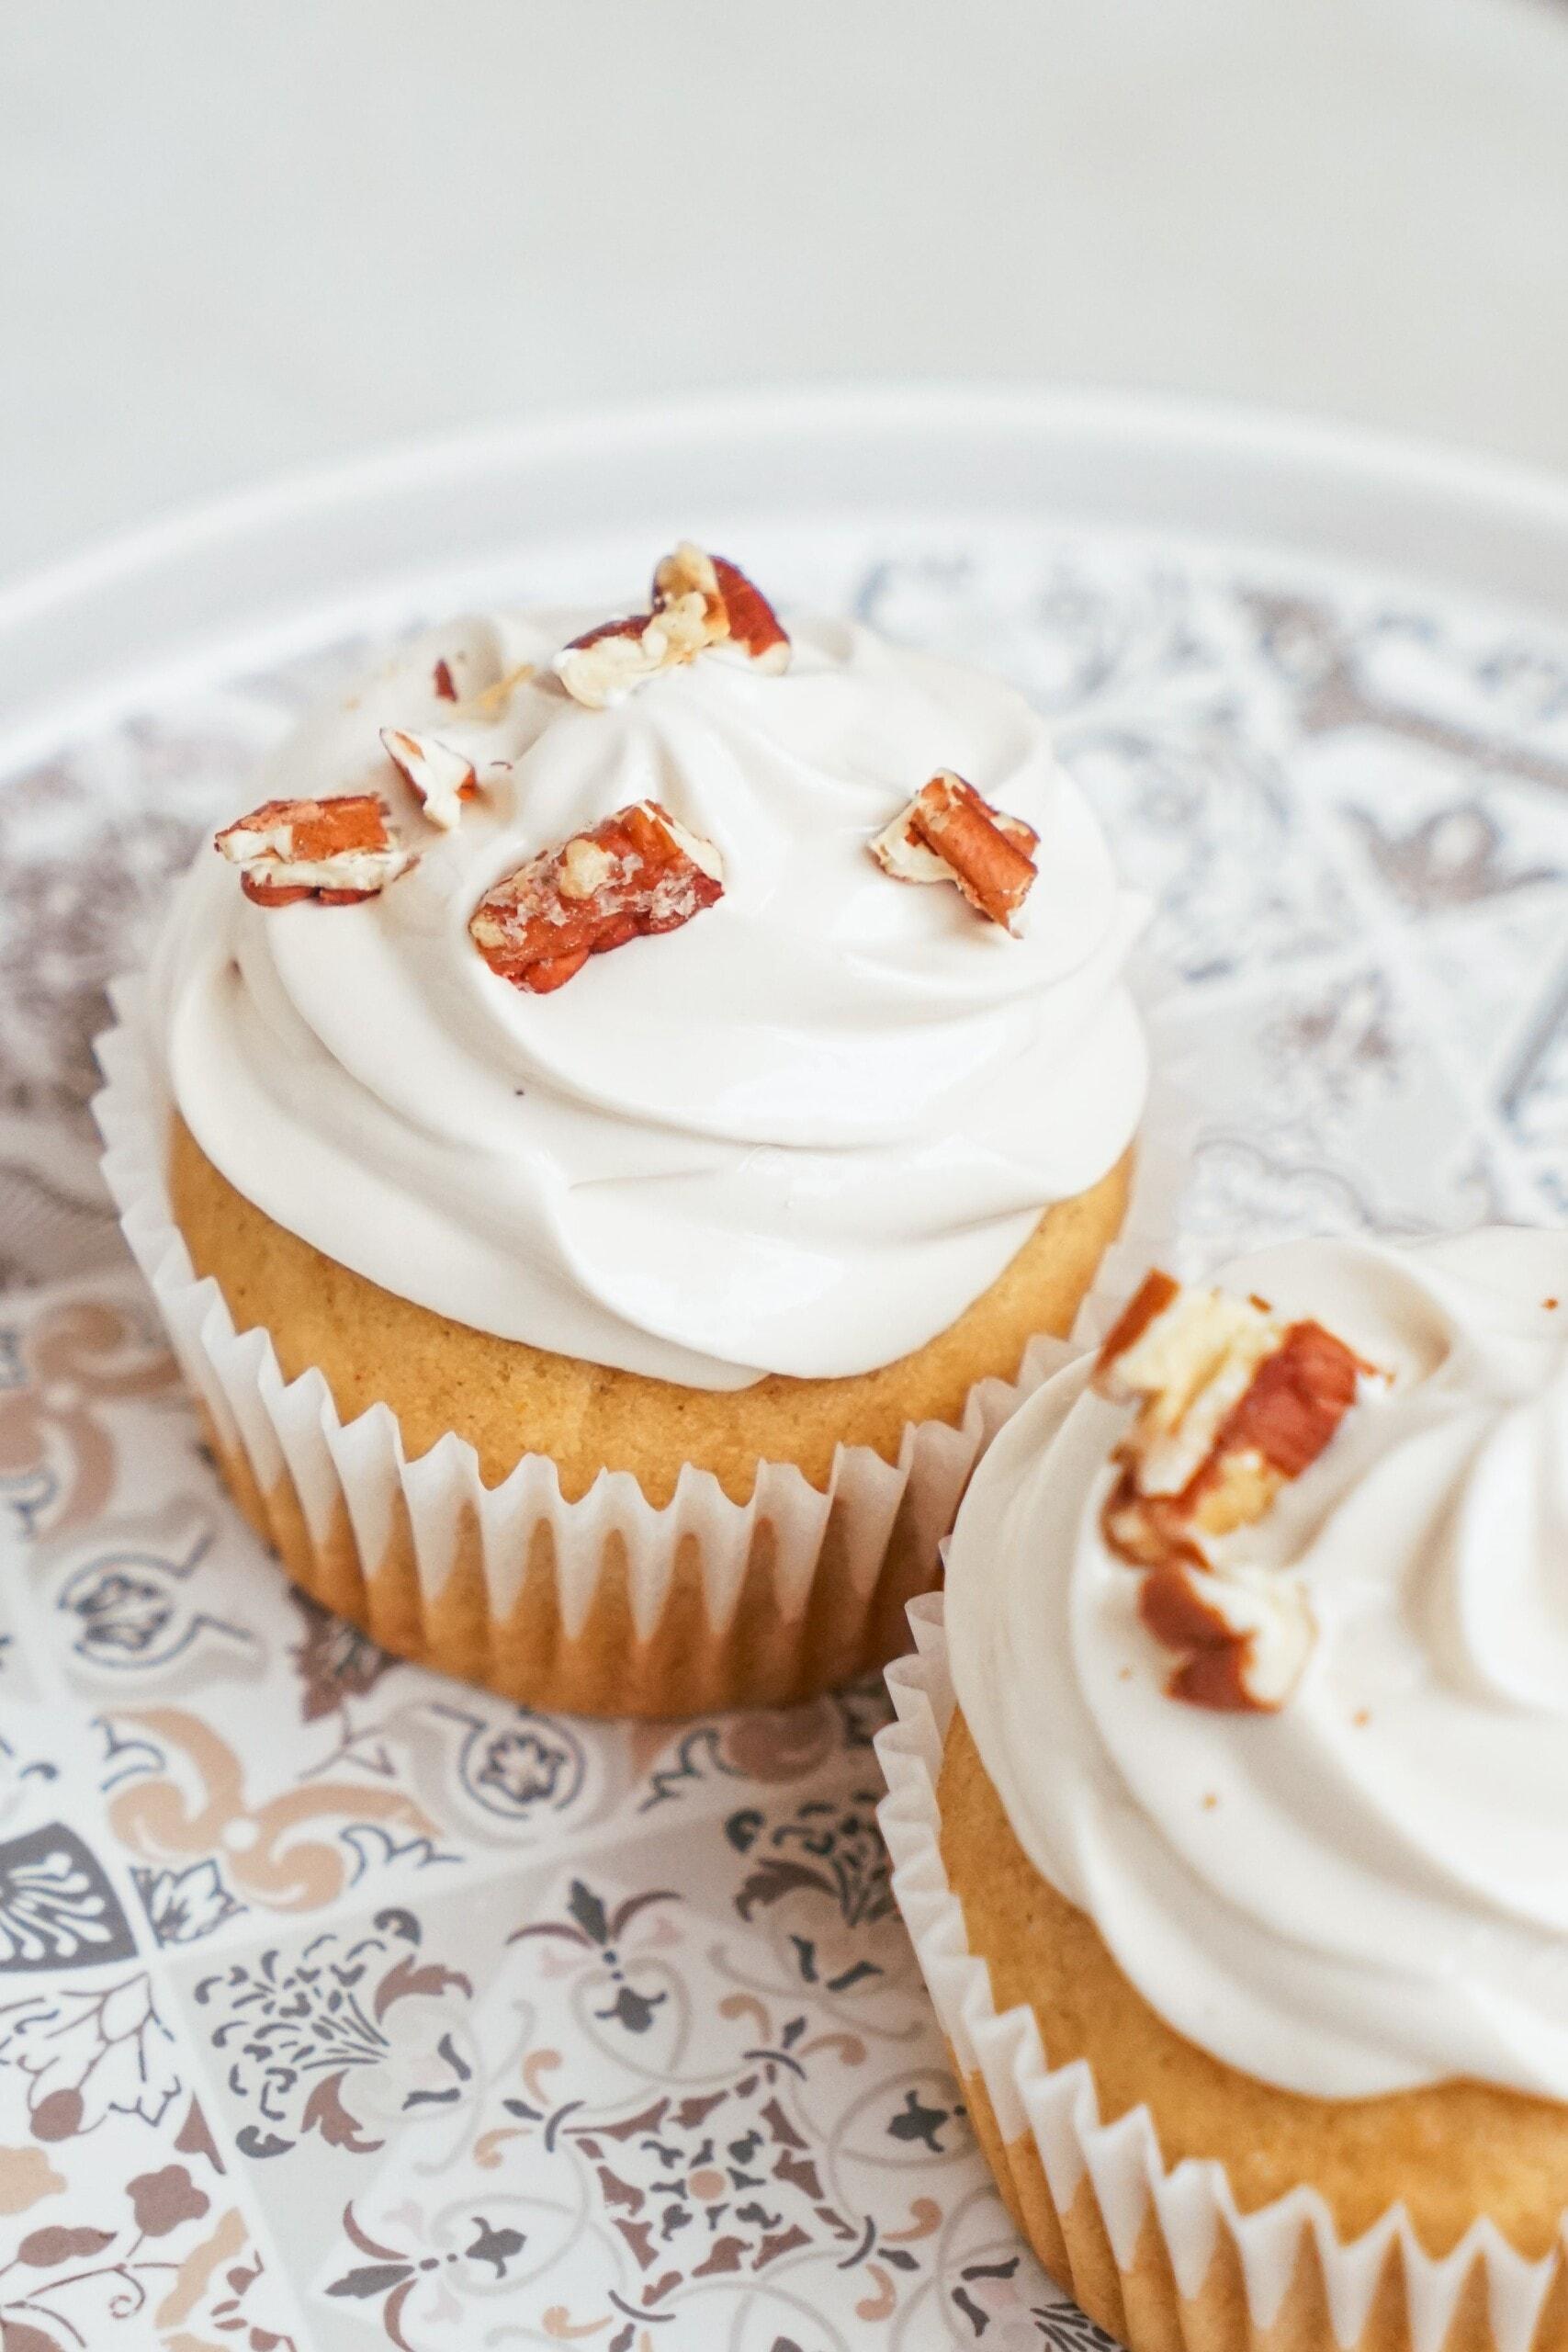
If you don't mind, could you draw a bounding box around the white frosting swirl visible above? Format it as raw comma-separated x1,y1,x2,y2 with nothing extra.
152,607,1146,1387
946,1228,1568,2101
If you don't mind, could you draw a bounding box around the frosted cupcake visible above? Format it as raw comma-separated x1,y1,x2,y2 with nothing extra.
880,1228,1568,2352
101,547,1150,1715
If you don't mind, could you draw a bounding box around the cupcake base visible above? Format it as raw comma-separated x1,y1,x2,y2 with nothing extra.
167,1114,1132,1506
878,1595,1568,2352
166,1121,1123,1713
200,1402,952,1715
945,2074,1556,2352
937,1709,1568,2263
98,979,1186,1719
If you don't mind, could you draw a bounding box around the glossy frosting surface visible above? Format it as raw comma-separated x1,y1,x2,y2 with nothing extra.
946,1228,1568,2099
153,607,1147,1386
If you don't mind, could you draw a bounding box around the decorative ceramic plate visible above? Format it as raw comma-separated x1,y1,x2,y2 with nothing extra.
2,389,1567,2352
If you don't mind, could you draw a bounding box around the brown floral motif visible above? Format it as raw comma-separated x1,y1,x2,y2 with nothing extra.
1341,802,1560,913
195,1908,474,2160
0,2145,65,2216
0,1972,179,2142
454,1882,952,2345
951,2251,1122,2350
728,1789,894,1933
126,2162,209,2237
0,2089,295,2351
326,2202,527,2350
482,2021,925,2346
303,1693,591,1847
1260,971,1401,1114
509,1880,679,2037
1248,588,1568,793
638,1676,890,1813
49,1500,254,1679
1033,2293,1125,2351
288,1590,397,1723
0,1299,175,1537
130,1857,246,1949
104,1706,446,1910
463,1719,581,1818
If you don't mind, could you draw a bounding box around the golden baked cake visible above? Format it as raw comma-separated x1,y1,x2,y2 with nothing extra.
169,1117,1128,1508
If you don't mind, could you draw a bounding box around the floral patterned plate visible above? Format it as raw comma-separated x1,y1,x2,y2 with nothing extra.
2,389,1567,2351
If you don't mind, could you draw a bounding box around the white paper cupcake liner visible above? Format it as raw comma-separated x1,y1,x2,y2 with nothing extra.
94,971,1192,1716
876,1592,1566,2352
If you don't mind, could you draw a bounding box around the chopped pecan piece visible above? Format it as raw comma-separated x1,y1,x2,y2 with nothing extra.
1095,1268,1180,1365
652,544,791,673
554,606,710,710
870,772,1038,932
1100,1469,1208,1573
214,794,415,906
1218,1320,1365,1486
432,657,458,701
555,544,791,708
380,728,479,831
469,800,724,994
1139,1562,1316,1713
1094,1272,1362,1557
1091,1268,1365,1713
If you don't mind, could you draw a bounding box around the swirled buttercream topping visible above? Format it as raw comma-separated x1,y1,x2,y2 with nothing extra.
152,604,1146,1387
945,1228,1568,2100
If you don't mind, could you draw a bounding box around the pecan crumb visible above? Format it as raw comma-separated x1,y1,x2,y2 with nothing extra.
380,728,479,831
468,662,536,716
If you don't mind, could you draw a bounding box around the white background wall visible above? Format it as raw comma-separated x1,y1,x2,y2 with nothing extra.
6,0,1568,585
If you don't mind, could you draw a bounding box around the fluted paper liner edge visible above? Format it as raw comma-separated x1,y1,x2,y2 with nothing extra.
94,972,1190,1716
875,1592,1567,2352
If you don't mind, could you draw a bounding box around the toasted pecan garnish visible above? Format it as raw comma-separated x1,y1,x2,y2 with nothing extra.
653,544,791,673
469,800,724,993
214,794,415,906
1094,1273,1362,1544
1093,1269,1367,1713
554,544,791,708
380,728,479,831
554,606,712,710
1095,1268,1180,1368
1140,1562,1316,1713
1218,1320,1363,1485
871,771,1038,932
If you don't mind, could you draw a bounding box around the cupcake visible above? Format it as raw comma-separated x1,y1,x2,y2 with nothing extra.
99,545,1150,1716
880,1229,1568,2352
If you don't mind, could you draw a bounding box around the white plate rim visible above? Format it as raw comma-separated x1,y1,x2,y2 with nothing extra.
6,379,1568,777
